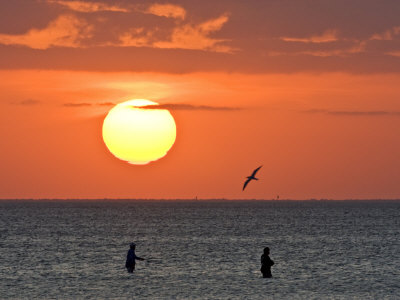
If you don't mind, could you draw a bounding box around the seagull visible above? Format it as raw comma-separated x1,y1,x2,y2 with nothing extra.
243,166,262,191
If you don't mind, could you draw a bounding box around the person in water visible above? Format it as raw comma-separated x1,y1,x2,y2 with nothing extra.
125,242,145,273
260,247,274,278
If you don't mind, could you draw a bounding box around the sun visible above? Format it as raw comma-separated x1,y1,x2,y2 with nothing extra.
102,99,176,165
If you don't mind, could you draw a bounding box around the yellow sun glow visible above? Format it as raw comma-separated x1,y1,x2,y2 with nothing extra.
102,99,176,164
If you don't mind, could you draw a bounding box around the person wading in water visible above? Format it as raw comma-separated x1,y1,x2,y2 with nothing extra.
260,247,274,278
125,243,145,273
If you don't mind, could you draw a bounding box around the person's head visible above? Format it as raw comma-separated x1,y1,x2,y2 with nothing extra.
263,247,270,255
130,243,136,250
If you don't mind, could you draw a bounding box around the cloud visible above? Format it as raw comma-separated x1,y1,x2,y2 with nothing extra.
280,30,338,43
118,14,234,53
46,0,129,13
153,14,233,53
275,25,400,58
370,26,400,41
61,102,238,111
274,29,366,57
386,51,400,57
0,15,93,49
63,102,92,107
138,103,240,111
11,99,41,105
301,42,366,57
97,102,115,106
268,41,366,57
145,4,186,20
119,28,154,47
277,26,400,58
303,109,400,116
63,102,115,107
1,2,231,53
48,1,183,16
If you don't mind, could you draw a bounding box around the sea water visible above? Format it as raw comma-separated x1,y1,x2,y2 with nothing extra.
0,200,399,299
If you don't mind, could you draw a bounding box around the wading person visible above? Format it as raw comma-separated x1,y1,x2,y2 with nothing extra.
260,247,274,278
125,243,145,273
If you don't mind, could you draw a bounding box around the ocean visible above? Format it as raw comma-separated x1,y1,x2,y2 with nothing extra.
0,200,399,299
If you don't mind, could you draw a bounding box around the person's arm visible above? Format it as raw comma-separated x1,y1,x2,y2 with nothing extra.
134,254,145,261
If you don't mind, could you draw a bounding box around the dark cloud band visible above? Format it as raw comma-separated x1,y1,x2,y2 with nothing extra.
138,103,240,111
63,102,92,107
63,102,115,107
11,99,40,105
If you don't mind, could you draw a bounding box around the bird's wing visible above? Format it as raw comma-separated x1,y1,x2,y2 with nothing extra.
251,165,263,177
243,178,251,191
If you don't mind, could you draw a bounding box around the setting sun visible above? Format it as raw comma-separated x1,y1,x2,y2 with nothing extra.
102,99,176,165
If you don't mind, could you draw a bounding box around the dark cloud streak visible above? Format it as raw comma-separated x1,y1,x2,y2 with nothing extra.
11,99,41,105
63,102,115,107
63,102,92,107
97,102,115,106
138,103,241,111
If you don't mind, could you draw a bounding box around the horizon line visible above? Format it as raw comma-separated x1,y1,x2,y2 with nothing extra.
0,198,399,201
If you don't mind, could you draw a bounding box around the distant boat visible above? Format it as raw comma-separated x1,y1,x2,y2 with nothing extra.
243,166,262,191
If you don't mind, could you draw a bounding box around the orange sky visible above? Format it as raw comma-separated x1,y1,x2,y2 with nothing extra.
1,1,400,199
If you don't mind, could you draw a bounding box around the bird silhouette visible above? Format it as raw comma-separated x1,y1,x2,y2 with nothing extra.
243,166,262,191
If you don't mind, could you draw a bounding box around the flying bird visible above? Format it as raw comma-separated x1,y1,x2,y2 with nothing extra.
243,166,262,191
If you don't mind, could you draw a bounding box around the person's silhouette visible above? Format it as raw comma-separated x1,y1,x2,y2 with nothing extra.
260,247,274,278
125,243,145,273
